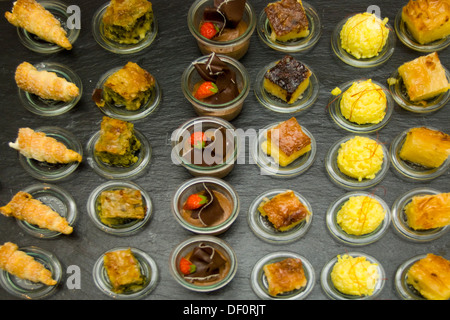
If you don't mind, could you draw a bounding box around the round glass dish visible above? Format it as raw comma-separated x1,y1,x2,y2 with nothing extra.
324,135,389,190
394,8,450,53
256,1,321,53
247,189,313,244
250,251,315,300
331,14,395,68
17,126,83,182
92,247,159,300
251,122,316,178
391,187,448,242
92,2,158,54
187,0,256,60
181,54,250,121
326,191,391,246
168,235,237,292
171,177,240,236
254,60,319,114
0,245,62,300
327,79,394,133
86,128,151,180
320,252,385,300
18,62,82,117
389,127,450,181
87,180,153,236
15,1,80,54
388,68,450,113
93,66,161,121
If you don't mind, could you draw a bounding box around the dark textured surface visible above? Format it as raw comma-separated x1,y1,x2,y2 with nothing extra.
0,0,448,301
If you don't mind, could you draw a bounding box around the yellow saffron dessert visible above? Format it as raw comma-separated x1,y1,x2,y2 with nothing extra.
336,195,385,236
340,12,389,59
331,254,379,296
337,136,384,181
404,192,450,230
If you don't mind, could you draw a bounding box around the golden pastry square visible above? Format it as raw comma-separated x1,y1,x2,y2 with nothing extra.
99,188,145,225
263,257,307,296
404,192,450,230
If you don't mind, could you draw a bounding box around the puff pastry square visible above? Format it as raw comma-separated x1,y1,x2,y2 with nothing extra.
263,257,307,296
404,192,450,230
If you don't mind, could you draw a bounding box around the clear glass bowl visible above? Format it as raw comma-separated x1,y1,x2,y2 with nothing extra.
256,1,322,53
87,180,153,236
247,189,313,244
187,0,256,60
181,54,250,121
250,251,315,300
0,245,62,300
168,235,237,292
92,2,158,54
92,247,159,300
391,188,448,242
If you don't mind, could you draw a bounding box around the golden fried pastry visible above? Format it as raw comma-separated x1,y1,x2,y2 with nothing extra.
404,192,450,230
9,127,82,164
15,62,79,102
407,253,450,300
0,242,57,286
0,191,73,234
263,257,307,296
265,0,309,42
98,188,145,226
5,0,72,50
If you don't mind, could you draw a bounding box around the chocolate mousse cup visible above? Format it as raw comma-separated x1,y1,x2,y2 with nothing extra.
188,0,256,60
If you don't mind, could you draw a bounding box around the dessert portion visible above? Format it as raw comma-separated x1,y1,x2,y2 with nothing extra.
402,0,450,45
0,242,57,286
399,127,450,168
94,116,141,167
263,257,307,296
0,191,73,234
265,0,309,42
93,62,155,111
98,188,146,226
404,192,450,230
102,0,153,45
5,0,72,50
257,190,310,231
397,52,450,102
9,127,82,164
406,253,450,300
103,248,145,294
340,12,389,59
262,117,311,167
331,254,379,296
15,62,79,102
263,55,311,104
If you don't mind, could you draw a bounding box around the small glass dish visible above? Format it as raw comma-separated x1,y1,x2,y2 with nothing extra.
14,0,80,54
247,189,313,244
254,60,319,114
326,191,391,246
394,8,450,53
327,79,394,133
168,235,237,292
0,245,62,300
250,251,315,300
87,180,153,236
391,187,448,242
16,126,83,182
92,2,158,54
93,66,161,121
171,177,240,236
187,0,256,60
320,252,385,300
251,122,316,178
256,1,321,53
18,62,82,117
92,247,159,300
324,135,390,190
86,128,151,180
331,14,396,68
181,54,250,121
388,68,450,113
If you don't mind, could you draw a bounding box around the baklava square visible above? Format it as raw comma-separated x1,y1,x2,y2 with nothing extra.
404,192,450,230
99,188,145,226
263,257,307,296
265,0,309,42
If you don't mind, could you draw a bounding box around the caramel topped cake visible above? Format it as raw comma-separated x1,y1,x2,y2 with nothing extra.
98,188,145,226
265,0,309,42
263,257,307,296
404,192,450,230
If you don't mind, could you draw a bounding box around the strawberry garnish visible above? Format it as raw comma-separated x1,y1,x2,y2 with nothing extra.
183,193,208,210
200,21,219,39
180,257,196,275
190,131,207,149
194,81,218,100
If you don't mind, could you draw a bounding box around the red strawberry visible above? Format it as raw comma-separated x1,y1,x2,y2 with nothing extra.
183,193,208,210
180,257,196,275
190,131,206,149
200,22,219,39
194,81,218,100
